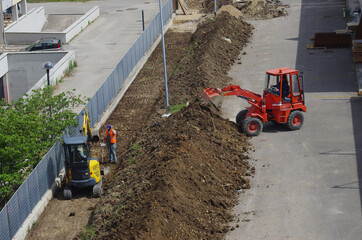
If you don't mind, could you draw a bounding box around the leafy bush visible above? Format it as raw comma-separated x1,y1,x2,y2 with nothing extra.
0,87,86,197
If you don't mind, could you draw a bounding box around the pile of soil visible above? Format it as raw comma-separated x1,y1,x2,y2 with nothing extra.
92,103,252,239
186,0,288,19
217,5,244,18
83,11,254,240
202,0,234,13
184,0,233,12
237,0,288,19
165,11,253,105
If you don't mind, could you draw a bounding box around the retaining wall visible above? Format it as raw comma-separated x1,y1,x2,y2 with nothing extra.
5,6,100,44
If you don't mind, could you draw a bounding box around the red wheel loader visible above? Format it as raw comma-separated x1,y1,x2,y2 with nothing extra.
202,68,306,136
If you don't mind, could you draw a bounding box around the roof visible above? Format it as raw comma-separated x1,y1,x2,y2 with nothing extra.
63,136,88,145
39,38,60,43
266,67,298,75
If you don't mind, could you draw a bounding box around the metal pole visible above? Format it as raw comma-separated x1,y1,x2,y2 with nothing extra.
159,0,170,116
214,0,217,16
142,10,145,31
46,69,50,86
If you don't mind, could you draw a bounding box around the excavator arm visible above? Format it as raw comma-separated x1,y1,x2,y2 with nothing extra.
81,108,99,142
202,85,263,109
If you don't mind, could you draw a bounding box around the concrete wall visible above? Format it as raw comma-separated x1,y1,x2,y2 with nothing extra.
2,0,13,10
64,6,99,42
0,54,9,101
0,53,9,77
5,6,99,44
5,32,66,45
6,51,75,101
5,7,45,32
30,51,76,92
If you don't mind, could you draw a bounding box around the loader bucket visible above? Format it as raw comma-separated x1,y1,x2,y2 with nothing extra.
202,88,224,110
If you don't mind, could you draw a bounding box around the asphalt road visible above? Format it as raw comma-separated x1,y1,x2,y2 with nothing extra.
28,0,165,113
223,0,362,239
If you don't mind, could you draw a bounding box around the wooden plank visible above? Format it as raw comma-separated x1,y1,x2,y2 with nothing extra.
178,0,189,15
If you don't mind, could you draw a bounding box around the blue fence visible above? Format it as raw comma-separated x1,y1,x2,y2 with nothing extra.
0,1,173,239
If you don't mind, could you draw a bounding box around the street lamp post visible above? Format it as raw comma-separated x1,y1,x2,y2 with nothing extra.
43,61,53,86
158,0,170,117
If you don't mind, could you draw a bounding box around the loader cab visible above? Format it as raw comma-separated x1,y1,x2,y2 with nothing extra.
264,68,304,110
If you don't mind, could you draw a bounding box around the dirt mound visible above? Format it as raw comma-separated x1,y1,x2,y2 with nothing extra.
164,11,252,105
91,103,251,240
238,0,288,19
202,0,234,13
82,12,254,240
184,0,233,13
185,0,287,19
217,5,243,18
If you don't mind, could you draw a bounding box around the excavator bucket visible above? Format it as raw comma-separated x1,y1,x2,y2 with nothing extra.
202,88,224,110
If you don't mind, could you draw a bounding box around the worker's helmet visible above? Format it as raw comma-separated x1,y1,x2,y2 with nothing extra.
107,125,111,129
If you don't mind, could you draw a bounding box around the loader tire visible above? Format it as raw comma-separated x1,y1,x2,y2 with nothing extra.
64,185,72,200
286,110,304,130
236,110,248,127
93,179,102,198
243,117,263,136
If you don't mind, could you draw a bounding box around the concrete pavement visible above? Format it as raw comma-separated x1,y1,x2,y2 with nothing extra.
224,0,362,239
28,0,164,113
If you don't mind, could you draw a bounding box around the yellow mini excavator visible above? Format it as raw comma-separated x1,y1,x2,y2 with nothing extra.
62,108,102,200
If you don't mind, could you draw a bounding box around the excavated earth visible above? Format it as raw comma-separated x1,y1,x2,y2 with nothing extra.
84,10,254,240
192,0,288,19
27,1,289,239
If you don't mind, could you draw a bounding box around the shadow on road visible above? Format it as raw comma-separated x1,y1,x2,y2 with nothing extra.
295,0,362,213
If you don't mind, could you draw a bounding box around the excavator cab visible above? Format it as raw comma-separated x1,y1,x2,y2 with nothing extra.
62,108,102,200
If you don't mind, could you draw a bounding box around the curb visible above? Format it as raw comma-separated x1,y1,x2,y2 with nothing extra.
93,14,175,132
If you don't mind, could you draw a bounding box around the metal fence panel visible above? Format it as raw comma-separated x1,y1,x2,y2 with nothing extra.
108,73,115,100
136,37,141,63
114,64,121,91
7,193,21,238
131,44,136,70
102,83,109,112
36,157,51,196
16,181,31,225
145,24,150,50
0,206,11,240
96,88,103,120
26,170,40,210
55,141,65,172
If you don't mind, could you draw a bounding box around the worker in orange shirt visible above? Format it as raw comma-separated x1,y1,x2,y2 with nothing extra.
104,125,117,164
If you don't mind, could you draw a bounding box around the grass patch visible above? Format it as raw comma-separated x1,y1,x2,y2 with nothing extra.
127,142,141,166
55,60,77,85
170,102,188,114
79,226,97,240
65,60,77,77
172,43,196,76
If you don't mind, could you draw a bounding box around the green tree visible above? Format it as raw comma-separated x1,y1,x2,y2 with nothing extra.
0,86,86,197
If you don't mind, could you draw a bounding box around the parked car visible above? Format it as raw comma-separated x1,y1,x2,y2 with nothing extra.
24,38,63,51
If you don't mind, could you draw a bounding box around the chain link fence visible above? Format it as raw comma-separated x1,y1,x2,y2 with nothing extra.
0,1,173,239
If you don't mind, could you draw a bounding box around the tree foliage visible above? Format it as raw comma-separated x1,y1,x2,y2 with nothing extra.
0,87,86,197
